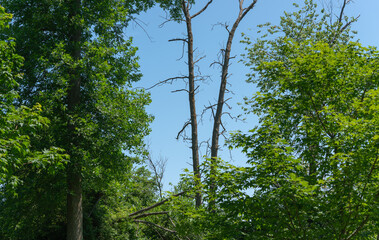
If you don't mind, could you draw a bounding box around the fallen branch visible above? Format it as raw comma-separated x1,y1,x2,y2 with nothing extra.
129,191,186,218
133,211,169,219
134,219,177,234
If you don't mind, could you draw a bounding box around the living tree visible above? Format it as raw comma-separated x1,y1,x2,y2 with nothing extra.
0,1,154,239
0,6,69,238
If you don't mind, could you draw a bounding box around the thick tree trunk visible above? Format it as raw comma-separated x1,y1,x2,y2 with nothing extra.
67,168,83,240
182,1,201,207
66,0,83,239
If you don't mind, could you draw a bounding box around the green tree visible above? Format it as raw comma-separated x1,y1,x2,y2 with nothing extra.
229,40,379,239
228,1,379,239
0,6,68,239
0,1,154,239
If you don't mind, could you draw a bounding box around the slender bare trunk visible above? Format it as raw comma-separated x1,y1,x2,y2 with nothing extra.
210,0,258,209
211,0,258,161
66,0,83,239
182,0,201,207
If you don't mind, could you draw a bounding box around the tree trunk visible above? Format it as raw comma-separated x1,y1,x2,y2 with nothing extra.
182,0,201,207
66,0,83,239
67,168,83,240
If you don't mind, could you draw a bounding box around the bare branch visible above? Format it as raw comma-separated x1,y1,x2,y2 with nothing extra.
169,38,188,43
177,121,191,140
192,85,200,94
131,17,153,42
338,0,348,24
132,211,169,219
147,76,188,90
239,0,244,12
330,0,358,46
200,102,217,121
222,111,237,121
134,220,177,234
191,0,213,19
240,0,258,21
159,14,184,28
171,88,189,94
194,55,206,64
146,151,167,199
210,61,223,68
129,191,187,218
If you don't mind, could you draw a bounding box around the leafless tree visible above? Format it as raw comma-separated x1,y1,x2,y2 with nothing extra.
167,0,213,208
208,0,258,208
146,152,167,199
152,0,259,208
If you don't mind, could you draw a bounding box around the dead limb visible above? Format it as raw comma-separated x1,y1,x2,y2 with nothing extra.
134,219,177,234
128,191,186,218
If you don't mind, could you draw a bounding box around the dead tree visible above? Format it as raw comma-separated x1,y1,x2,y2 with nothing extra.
158,0,258,208
163,0,213,208
210,0,258,168
208,0,258,208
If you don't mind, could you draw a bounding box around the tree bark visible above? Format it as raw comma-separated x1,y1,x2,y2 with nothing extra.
66,0,83,239
67,167,83,240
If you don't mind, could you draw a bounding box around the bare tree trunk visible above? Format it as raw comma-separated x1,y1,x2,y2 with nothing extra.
179,0,213,207
209,0,258,208
66,0,83,239
181,0,201,207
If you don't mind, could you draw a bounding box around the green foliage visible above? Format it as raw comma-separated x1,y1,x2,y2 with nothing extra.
228,1,378,239
0,1,155,239
0,7,68,239
157,0,196,21
0,5,67,187
228,39,379,239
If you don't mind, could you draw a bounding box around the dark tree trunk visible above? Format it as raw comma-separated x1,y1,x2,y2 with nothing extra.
67,167,83,240
66,0,83,239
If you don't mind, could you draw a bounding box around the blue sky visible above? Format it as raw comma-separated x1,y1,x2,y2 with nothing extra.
127,0,379,190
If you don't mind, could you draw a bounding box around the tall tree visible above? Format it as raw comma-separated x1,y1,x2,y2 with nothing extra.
156,0,214,207
0,6,68,239
226,1,379,238
157,0,258,209
0,1,154,239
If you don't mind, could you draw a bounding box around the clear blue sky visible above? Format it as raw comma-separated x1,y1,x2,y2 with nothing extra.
127,0,379,190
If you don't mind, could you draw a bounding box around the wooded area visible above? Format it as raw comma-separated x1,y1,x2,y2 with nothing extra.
0,0,378,239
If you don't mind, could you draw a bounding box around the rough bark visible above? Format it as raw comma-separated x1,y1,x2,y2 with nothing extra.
66,0,83,239
67,168,83,240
